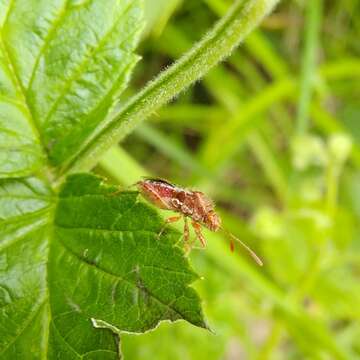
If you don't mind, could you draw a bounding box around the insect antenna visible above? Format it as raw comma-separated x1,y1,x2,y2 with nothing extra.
220,227,263,266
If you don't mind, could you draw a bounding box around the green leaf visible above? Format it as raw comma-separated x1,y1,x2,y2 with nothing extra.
0,30,44,178
0,173,206,358
0,0,142,174
0,177,53,358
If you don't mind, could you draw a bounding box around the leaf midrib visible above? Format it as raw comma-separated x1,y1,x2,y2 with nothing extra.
0,35,46,156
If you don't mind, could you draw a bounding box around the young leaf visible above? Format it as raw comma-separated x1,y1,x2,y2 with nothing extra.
0,0,142,172
0,173,206,358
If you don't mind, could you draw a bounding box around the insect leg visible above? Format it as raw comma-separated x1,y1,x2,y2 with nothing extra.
158,215,182,238
192,221,207,247
184,217,190,243
183,217,193,253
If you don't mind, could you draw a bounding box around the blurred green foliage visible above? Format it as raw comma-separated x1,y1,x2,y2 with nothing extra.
99,0,360,358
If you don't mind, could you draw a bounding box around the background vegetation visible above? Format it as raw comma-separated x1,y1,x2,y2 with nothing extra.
98,0,360,359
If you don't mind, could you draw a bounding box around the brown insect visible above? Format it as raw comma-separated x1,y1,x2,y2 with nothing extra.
137,178,263,266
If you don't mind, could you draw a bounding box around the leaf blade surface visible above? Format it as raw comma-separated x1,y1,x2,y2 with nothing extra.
0,174,206,358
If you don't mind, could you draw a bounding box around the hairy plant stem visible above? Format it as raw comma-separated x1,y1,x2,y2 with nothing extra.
59,0,280,179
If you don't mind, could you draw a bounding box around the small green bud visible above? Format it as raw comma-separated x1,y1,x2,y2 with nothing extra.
291,135,328,170
296,208,332,230
328,133,352,164
299,177,324,202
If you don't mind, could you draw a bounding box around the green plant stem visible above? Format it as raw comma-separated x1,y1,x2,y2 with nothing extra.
99,146,148,185
247,132,288,203
326,159,340,217
202,78,295,166
205,0,288,78
60,0,281,178
159,17,290,203
257,320,283,360
320,58,360,78
155,105,226,125
135,124,210,176
311,104,360,167
296,0,323,135
199,57,360,169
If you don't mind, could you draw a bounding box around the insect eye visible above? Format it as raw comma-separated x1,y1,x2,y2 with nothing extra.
177,191,186,202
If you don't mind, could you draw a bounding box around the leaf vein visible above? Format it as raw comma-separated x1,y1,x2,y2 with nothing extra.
0,193,53,200
0,0,15,31
42,2,137,128
50,321,82,359
26,0,70,92
55,226,156,235
0,213,49,252
0,93,26,108
58,237,188,322
141,264,192,277
0,300,46,356
0,35,46,154
81,349,118,357
0,207,51,234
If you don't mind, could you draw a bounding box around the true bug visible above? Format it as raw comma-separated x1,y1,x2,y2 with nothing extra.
137,178,263,266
